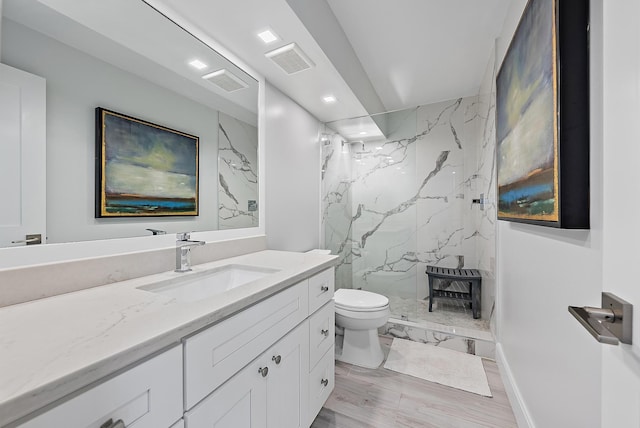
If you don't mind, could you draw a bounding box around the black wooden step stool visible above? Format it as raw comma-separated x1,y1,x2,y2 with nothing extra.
425,266,482,319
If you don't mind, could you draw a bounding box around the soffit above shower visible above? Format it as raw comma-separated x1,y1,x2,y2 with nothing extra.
325,0,511,111
137,0,513,123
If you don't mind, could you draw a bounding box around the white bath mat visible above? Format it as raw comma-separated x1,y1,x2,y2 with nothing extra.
384,338,492,397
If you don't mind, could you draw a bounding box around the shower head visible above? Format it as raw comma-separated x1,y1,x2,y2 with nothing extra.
342,140,366,151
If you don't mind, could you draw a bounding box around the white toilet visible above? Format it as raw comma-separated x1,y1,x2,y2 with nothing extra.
334,288,390,368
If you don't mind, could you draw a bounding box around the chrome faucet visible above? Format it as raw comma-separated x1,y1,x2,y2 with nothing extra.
175,232,205,273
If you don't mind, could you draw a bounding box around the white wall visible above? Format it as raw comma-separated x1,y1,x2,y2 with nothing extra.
265,83,321,251
0,0,3,58
2,19,220,243
496,1,603,427
601,1,640,426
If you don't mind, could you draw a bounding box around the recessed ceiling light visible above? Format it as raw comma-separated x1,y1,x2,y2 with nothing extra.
359,131,367,135
257,29,279,44
322,95,337,104
189,59,208,70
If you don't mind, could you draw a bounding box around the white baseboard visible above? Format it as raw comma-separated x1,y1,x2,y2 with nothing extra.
495,343,535,428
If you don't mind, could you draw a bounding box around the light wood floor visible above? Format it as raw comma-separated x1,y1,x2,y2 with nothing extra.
311,339,518,428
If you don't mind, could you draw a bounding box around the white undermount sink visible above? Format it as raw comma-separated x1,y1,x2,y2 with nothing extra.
138,264,280,303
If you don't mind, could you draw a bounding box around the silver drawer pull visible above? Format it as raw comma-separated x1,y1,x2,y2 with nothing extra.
321,378,329,387
321,329,329,337
258,367,269,377
272,355,282,365
100,419,125,428
320,285,329,292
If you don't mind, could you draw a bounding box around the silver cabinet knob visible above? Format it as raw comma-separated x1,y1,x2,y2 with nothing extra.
321,378,329,387
320,285,329,292
272,355,282,365
258,367,269,377
321,329,329,337
100,419,125,428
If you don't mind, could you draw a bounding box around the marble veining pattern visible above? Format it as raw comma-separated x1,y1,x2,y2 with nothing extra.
381,321,495,360
321,133,354,290
322,95,497,325
0,250,336,426
218,112,258,230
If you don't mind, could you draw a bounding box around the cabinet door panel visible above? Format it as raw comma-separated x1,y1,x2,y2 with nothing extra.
19,347,182,428
185,357,267,428
266,322,309,428
184,282,308,409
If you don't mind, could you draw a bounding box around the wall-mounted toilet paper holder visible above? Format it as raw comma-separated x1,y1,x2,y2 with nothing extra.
568,292,633,345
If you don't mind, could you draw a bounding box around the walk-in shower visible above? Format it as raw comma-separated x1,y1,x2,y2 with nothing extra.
321,96,497,335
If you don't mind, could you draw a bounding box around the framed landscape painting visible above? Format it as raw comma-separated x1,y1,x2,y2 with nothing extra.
96,108,199,217
496,0,589,228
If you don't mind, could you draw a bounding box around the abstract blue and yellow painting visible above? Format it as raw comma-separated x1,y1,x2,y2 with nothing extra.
97,108,199,217
496,0,558,223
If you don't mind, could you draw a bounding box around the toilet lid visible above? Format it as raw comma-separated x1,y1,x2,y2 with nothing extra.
334,288,389,311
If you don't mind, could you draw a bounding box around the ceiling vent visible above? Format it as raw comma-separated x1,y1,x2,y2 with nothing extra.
202,69,248,92
265,43,315,75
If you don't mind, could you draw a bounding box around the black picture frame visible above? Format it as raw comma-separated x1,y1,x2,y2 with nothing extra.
496,0,589,229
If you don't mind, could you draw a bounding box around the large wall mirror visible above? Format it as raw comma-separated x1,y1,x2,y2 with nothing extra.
0,0,260,253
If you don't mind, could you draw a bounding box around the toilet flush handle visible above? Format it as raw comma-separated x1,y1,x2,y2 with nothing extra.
320,285,329,292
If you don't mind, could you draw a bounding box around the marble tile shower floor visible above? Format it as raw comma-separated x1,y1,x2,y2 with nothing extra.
388,294,490,334
311,338,517,428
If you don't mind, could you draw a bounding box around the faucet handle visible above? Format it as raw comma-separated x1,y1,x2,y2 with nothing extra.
177,232,191,241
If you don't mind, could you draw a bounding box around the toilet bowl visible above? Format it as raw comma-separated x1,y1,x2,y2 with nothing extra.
334,288,390,368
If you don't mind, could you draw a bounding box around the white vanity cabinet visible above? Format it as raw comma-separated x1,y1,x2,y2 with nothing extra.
12,266,335,428
183,281,309,409
184,267,335,428
18,346,183,428
185,321,309,428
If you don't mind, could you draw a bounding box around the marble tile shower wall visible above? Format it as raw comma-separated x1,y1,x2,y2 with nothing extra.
218,112,259,229
322,94,498,322
321,133,353,290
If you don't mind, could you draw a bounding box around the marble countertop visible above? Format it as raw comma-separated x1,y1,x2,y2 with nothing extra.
0,250,337,426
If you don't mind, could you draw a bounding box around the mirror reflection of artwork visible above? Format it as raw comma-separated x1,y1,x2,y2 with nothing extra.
496,0,558,223
218,112,258,229
96,108,199,217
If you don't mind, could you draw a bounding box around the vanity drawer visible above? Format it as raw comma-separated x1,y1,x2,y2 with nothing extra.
19,346,182,428
308,268,334,314
308,301,335,369
308,345,335,426
184,281,308,410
